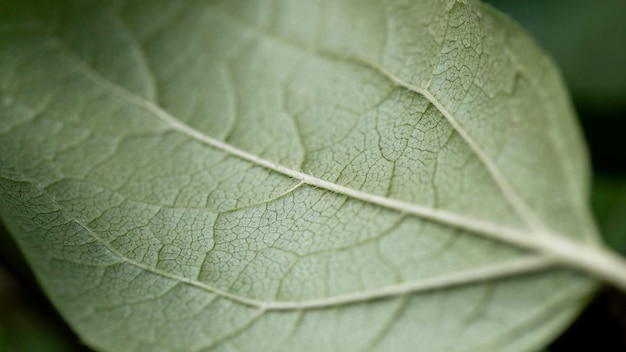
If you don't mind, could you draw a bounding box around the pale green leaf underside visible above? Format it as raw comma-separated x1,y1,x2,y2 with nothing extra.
0,0,604,351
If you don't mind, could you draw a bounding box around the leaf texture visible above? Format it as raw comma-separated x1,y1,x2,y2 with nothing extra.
0,0,607,351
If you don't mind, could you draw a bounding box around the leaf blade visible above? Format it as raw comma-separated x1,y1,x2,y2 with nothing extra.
0,0,615,351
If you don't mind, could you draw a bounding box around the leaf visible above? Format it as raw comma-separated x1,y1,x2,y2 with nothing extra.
1,0,625,351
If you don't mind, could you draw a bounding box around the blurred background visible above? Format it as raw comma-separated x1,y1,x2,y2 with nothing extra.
1,0,626,351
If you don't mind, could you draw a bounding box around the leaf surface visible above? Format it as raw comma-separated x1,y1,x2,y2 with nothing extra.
0,0,611,351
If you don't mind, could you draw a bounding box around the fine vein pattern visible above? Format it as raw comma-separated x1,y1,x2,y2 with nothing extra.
0,0,608,351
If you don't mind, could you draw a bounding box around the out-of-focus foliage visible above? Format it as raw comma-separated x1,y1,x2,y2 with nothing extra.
0,223,89,352
592,177,626,252
0,266,86,352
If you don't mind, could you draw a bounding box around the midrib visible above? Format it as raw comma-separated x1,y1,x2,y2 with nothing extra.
1,164,558,310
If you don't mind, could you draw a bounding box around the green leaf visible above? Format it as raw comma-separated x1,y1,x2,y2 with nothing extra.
1,0,625,351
